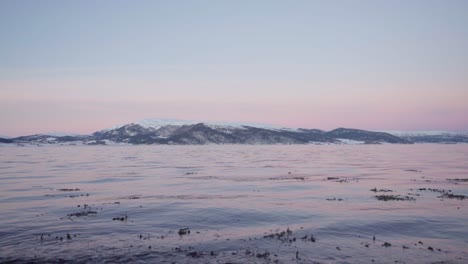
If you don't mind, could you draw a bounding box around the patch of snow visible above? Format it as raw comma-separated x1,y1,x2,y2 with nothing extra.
124,127,139,136
102,140,130,146
336,138,366,145
334,129,353,134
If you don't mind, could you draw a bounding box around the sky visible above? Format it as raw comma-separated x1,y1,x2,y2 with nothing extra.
1,0,467,136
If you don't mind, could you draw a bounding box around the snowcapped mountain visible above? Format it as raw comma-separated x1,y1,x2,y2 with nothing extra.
92,120,325,145
78,119,411,145
6,118,467,146
107,118,297,131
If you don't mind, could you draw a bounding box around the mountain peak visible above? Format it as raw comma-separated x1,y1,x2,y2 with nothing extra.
130,118,294,131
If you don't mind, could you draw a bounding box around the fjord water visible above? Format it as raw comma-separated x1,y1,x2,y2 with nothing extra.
0,145,467,263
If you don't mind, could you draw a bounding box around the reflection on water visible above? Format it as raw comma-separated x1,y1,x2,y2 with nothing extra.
0,144,467,263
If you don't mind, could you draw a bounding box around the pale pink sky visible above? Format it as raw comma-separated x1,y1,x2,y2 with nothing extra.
1,1,467,136
1,66,467,136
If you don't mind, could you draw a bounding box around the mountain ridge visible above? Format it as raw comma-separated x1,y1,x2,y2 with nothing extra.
2,119,468,145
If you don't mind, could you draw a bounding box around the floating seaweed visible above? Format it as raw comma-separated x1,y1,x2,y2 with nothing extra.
375,195,415,201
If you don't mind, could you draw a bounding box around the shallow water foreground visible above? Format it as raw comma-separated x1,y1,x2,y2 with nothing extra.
0,144,467,263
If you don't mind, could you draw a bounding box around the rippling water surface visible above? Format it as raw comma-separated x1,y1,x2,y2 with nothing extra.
0,145,467,263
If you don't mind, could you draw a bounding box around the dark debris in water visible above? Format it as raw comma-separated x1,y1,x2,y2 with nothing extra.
112,214,128,221
67,211,97,217
262,228,317,245
263,228,292,242
58,188,81,192
370,188,393,193
67,193,89,198
326,197,343,201
24,225,454,263
382,242,392,247
375,195,415,201
447,178,468,182
325,177,348,183
186,251,203,258
119,195,141,200
440,193,466,200
178,228,190,236
404,169,422,172
416,187,466,200
269,176,306,181
300,235,316,242
256,251,270,258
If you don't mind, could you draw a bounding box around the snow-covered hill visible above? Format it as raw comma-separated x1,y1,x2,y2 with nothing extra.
6,118,467,146
384,131,468,144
